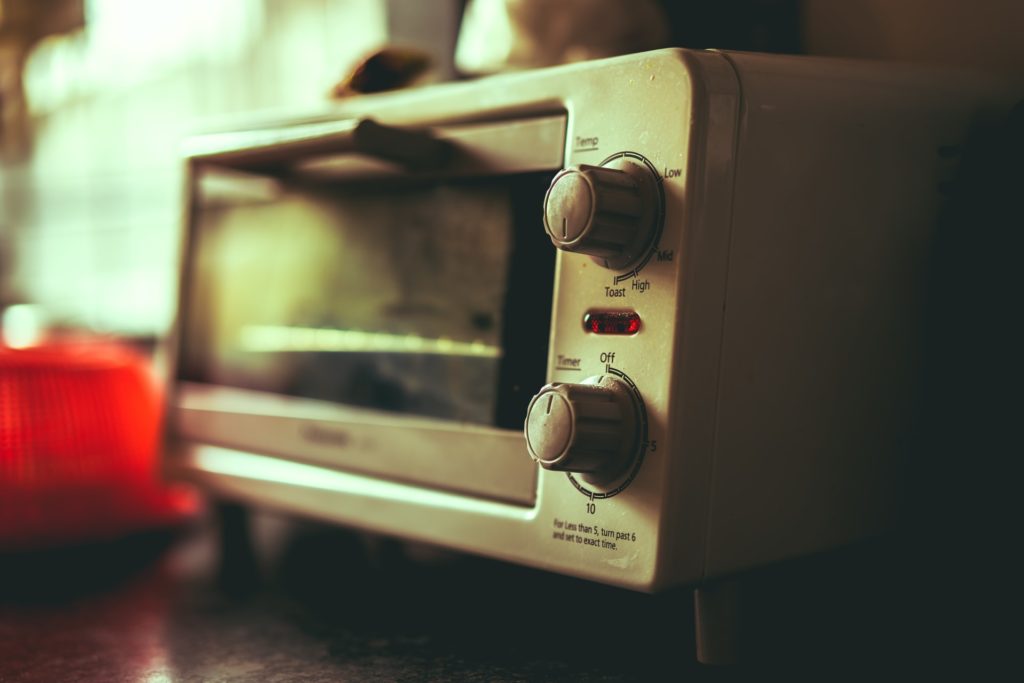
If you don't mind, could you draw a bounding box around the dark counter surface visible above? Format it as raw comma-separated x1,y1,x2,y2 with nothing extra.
0,505,1004,681
1,510,702,682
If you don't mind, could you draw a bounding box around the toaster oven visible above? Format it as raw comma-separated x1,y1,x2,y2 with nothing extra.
164,48,1006,661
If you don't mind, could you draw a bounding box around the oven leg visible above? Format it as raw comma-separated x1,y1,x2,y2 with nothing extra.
215,500,260,596
694,579,741,665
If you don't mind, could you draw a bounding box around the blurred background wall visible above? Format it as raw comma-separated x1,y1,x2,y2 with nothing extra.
0,0,1020,342
803,0,1024,78
0,0,459,339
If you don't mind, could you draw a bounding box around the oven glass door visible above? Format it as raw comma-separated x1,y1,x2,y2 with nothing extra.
178,166,556,430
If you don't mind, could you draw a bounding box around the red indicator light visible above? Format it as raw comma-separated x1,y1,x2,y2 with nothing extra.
583,311,641,335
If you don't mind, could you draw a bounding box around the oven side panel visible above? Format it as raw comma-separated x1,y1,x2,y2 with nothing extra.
703,52,1008,577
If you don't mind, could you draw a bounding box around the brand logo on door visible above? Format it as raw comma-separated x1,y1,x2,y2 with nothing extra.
301,424,351,448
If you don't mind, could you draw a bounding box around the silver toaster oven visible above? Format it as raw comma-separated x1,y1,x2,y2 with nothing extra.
164,48,1007,662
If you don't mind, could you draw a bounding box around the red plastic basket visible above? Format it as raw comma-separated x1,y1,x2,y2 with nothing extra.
0,342,194,549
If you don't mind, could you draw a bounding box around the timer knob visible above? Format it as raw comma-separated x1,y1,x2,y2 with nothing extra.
524,375,638,484
542,158,659,269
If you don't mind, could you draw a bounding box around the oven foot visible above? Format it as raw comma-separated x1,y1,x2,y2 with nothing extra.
215,501,261,597
694,579,741,665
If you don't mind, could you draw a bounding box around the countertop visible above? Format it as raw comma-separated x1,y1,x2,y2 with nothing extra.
2,509,703,682
0,504,1006,681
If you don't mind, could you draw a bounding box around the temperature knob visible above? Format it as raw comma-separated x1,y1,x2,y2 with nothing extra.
524,375,638,485
542,157,659,269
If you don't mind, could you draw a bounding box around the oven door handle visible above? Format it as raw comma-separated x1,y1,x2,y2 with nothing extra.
183,118,450,171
